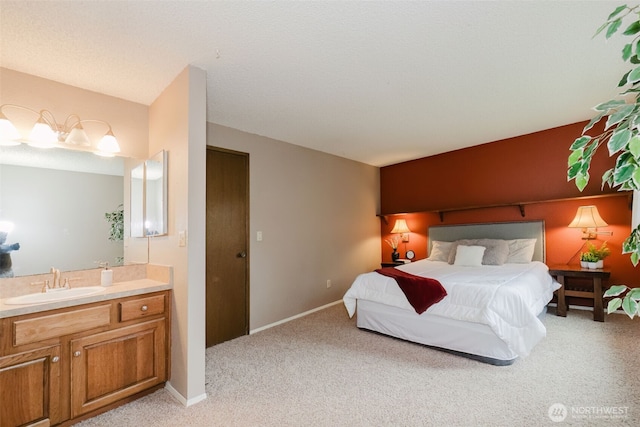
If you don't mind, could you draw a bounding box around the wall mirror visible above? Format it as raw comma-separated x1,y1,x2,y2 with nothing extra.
0,144,148,277
130,150,167,237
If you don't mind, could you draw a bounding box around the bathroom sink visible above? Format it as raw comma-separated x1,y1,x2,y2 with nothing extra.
4,287,105,305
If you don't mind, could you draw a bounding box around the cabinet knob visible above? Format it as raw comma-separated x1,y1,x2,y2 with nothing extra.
141,305,148,312
52,356,60,363
73,351,81,357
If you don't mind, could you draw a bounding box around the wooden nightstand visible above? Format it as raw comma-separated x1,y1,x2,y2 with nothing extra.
381,261,405,268
548,264,611,322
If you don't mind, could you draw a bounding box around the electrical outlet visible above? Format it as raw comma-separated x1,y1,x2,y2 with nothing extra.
257,231,263,241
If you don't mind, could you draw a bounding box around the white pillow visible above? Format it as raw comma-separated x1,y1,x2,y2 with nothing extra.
428,241,453,262
505,239,537,263
453,245,486,267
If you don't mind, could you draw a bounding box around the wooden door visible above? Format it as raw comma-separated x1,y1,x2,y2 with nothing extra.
206,147,249,347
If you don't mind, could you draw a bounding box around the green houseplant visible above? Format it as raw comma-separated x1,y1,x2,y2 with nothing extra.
105,204,124,242
567,4,640,266
580,242,610,268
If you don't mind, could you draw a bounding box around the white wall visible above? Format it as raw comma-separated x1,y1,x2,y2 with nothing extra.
148,66,207,405
208,124,381,330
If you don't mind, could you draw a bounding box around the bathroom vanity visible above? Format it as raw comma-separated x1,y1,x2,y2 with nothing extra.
0,267,171,427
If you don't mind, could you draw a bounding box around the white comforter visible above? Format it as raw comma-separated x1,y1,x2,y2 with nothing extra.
343,260,560,357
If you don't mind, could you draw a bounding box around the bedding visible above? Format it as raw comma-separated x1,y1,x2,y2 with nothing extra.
374,267,447,314
343,259,560,358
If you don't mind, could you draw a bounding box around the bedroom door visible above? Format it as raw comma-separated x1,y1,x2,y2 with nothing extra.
206,147,249,347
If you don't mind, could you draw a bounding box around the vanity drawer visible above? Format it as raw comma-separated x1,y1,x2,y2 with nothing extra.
13,305,112,346
119,294,165,322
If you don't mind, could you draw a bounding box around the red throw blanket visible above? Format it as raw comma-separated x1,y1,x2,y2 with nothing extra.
375,267,447,314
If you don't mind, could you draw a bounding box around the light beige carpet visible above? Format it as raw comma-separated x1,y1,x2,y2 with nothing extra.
78,304,639,426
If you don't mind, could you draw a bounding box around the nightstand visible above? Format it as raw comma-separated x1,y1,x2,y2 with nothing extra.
548,264,611,322
381,261,405,268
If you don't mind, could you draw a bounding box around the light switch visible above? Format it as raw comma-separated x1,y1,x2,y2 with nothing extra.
179,230,186,247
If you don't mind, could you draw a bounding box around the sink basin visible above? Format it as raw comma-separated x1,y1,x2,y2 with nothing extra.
4,287,106,305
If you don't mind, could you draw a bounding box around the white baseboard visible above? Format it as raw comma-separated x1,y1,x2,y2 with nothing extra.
165,382,207,407
250,300,343,334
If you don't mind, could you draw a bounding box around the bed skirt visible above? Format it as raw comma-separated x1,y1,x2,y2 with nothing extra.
356,299,523,366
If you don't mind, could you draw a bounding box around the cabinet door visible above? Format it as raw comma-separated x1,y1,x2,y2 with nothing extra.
0,346,61,427
70,319,166,418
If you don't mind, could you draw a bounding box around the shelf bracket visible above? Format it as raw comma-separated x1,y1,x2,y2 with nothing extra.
377,214,389,225
518,204,525,217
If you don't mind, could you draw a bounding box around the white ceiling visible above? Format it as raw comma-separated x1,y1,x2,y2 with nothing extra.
0,1,631,167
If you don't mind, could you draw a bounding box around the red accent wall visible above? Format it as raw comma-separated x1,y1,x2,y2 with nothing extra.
380,122,637,286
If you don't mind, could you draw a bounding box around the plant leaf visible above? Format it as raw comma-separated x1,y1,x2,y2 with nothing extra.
608,128,632,154
622,296,638,318
613,163,636,185
607,297,623,314
629,66,640,83
583,113,605,132
607,19,623,38
628,287,640,300
629,135,640,158
608,5,628,21
605,284,628,297
607,104,636,128
594,99,626,111
623,43,633,60
602,168,615,189
568,149,583,166
570,135,591,150
623,20,640,36
633,167,640,187
568,161,582,180
575,172,589,191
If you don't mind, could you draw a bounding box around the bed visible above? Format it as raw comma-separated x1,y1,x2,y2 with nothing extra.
343,221,560,365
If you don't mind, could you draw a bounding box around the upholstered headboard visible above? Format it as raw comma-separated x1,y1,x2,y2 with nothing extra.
428,221,545,262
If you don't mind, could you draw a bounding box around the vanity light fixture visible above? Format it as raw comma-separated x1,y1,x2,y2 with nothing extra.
0,104,120,155
568,205,612,240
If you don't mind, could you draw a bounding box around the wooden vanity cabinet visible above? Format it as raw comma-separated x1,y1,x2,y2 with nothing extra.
0,290,171,427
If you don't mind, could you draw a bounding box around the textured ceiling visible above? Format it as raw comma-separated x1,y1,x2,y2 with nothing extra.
0,1,631,166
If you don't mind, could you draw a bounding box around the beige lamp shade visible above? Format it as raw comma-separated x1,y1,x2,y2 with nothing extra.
568,205,610,240
568,206,608,228
390,219,411,234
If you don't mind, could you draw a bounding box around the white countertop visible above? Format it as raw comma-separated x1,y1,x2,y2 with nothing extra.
0,279,172,318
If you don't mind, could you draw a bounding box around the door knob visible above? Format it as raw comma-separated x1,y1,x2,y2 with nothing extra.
73,351,81,357
237,251,247,258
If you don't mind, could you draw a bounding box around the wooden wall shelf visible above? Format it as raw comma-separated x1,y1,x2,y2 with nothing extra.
378,192,632,223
